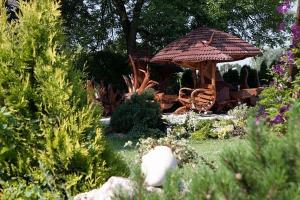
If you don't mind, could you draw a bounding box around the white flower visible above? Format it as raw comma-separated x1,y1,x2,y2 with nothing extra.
124,141,133,148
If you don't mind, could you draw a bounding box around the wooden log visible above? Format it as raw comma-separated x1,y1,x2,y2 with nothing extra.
194,98,211,103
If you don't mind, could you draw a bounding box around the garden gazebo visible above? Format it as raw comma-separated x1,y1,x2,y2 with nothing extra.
151,27,261,113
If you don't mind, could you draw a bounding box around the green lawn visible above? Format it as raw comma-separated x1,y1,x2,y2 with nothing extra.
106,134,247,177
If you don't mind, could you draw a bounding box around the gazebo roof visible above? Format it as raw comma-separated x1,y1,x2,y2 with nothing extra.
151,27,261,64
172,44,233,64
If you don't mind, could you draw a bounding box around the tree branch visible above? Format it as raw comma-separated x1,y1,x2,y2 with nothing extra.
112,0,130,32
132,0,145,24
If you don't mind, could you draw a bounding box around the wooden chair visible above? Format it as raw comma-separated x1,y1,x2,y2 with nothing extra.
174,88,194,114
174,84,216,114
191,85,216,112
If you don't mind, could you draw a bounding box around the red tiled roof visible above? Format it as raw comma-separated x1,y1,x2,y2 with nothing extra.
173,45,233,63
151,27,261,64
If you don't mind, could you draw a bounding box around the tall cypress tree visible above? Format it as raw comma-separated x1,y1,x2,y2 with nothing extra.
0,0,128,198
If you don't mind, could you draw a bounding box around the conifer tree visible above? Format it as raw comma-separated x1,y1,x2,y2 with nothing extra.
0,0,128,198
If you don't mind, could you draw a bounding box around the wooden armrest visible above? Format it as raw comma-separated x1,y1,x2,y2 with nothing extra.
177,96,191,105
191,88,214,98
179,87,193,98
179,87,194,93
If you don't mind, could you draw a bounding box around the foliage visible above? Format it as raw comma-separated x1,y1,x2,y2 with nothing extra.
258,60,273,85
210,120,234,139
247,68,260,88
239,65,261,88
223,68,240,86
253,48,284,70
110,89,165,138
0,1,128,198
256,51,295,134
166,111,201,139
74,51,130,90
128,125,165,139
180,69,194,88
59,0,294,53
255,2,299,135
167,125,189,140
258,87,290,118
115,100,300,200
166,110,247,140
163,73,182,95
228,104,249,122
136,135,198,167
252,48,284,85
190,120,212,141
219,63,242,74
61,0,116,51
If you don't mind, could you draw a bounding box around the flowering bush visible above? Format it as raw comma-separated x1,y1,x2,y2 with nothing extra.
165,111,203,139
209,120,234,139
255,0,300,134
276,0,291,14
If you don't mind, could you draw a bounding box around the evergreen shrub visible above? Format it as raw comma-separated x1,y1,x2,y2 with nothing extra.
0,1,128,198
258,60,273,85
110,89,165,138
223,69,240,86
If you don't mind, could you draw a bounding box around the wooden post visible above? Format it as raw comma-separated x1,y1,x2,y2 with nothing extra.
192,69,197,89
211,62,216,90
200,63,205,86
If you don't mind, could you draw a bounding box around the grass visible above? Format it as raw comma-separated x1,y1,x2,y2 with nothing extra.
189,138,246,162
106,134,246,177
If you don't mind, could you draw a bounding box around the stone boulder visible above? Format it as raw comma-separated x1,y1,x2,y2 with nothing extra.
141,146,178,187
74,176,134,200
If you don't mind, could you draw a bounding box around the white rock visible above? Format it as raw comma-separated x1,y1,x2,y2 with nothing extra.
141,146,178,187
146,186,163,194
74,176,134,200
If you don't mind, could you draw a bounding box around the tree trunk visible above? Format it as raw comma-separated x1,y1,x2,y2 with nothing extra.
112,0,144,55
126,27,137,54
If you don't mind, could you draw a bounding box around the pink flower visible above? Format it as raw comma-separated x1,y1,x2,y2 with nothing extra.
272,65,285,75
292,24,300,46
277,0,291,14
255,117,260,126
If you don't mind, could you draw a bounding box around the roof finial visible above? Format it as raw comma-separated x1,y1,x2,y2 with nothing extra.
207,31,215,45
201,31,215,46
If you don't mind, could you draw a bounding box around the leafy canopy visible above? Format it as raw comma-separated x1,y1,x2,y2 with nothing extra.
60,0,294,52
